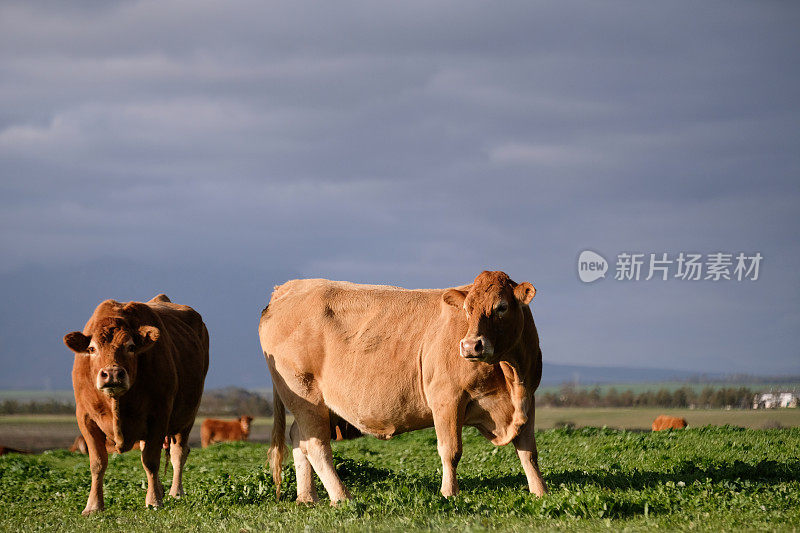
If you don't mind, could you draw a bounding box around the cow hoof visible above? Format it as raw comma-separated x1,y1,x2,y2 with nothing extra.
169,489,185,499
295,497,318,506
329,497,353,507
81,506,103,516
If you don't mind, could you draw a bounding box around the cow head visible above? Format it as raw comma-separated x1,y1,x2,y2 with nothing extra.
239,415,254,435
442,271,535,363
64,317,159,398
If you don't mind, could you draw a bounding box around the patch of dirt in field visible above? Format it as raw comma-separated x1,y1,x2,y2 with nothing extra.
0,417,273,454
0,421,79,453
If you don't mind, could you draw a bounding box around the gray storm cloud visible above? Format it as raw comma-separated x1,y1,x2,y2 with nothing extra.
1,1,798,388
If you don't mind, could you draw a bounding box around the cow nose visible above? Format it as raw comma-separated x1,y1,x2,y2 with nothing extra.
460,337,485,357
99,366,126,386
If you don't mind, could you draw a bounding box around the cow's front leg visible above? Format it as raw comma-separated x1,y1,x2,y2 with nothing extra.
80,421,108,515
512,401,547,497
141,438,165,508
433,409,463,497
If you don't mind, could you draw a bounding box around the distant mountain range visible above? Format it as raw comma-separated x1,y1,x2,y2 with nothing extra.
540,362,711,386
2,362,798,402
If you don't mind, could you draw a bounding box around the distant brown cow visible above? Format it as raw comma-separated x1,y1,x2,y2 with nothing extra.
64,294,209,515
69,435,142,454
201,416,254,448
260,271,547,503
652,415,687,431
0,446,31,456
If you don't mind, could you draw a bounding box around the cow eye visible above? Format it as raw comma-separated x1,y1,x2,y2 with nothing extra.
496,302,508,314
127,344,135,353
87,346,95,354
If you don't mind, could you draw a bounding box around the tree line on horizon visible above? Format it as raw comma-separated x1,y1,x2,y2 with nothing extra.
0,387,274,416
0,384,786,415
539,384,757,409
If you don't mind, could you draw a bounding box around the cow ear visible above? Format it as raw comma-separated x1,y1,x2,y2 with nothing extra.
514,282,536,305
442,289,467,308
135,326,160,353
64,332,91,353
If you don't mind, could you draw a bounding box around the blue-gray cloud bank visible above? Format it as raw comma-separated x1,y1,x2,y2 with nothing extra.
1,1,798,388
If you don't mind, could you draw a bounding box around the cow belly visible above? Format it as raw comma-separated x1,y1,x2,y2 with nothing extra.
317,358,431,439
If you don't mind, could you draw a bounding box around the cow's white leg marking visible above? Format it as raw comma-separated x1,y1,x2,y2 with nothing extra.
290,421,318,504
293,409,351,504
168,432,190,498
303,436,350,504
433,409,462,498
513,400,547,497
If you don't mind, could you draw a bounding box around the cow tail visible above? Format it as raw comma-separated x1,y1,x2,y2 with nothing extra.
269,387,286,499
164,437,170,476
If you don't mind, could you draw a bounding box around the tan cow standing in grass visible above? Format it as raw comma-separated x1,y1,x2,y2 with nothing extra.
260,270,547,503
64,294,209,515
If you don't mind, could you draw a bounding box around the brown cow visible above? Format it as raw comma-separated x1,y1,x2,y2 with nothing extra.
200,416,254,448
260,271,547,503
0,446,31,456
652,415,687,431
64,294,209,515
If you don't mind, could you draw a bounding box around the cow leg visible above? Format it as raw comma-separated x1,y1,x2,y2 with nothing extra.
290,421,318,504
80,421,108,515
168,431,190,498
294,410,351,504
433,410,463,497
141,438,165,508
512,401,548,497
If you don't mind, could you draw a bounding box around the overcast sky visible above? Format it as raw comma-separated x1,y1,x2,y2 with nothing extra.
1,1,798,389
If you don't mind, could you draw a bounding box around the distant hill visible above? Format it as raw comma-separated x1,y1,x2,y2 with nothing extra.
540,362,718,386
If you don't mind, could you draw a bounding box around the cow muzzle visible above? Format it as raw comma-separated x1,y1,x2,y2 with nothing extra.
459,336,493,361
96,366,129,397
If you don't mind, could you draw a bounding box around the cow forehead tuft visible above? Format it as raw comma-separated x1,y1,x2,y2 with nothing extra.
470,271,515,297
472,270,512,288
93,317,132,344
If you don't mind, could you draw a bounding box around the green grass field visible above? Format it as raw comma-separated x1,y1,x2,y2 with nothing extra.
1,425,798,531
1,408,798,453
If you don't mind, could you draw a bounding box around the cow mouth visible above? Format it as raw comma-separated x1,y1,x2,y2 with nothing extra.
99,384,129,397
461,353,492,363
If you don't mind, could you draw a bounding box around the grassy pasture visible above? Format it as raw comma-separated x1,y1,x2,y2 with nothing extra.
1,407,799,453
1,424,799,531
533,406,800,430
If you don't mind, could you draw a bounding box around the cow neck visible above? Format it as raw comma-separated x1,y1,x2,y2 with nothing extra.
109,397,124,451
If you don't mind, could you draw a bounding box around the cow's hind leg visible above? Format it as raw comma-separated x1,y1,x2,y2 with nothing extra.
290,421,318,504
168,430,190,498
294,408,351,504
